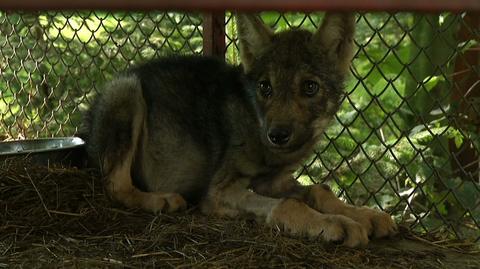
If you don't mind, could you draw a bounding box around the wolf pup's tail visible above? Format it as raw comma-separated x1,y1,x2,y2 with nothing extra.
83,75,145,174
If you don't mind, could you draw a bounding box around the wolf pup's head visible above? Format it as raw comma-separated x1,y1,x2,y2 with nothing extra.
237,13,355,154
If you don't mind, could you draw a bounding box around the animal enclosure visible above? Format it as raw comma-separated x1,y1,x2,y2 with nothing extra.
0,2,479,264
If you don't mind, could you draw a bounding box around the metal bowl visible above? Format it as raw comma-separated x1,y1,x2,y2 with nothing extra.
0,137,86,167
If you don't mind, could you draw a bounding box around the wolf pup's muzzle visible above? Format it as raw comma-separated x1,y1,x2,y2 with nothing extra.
267,125,292,146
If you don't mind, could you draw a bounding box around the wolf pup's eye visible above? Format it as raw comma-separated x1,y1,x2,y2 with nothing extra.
303,80,319,97
258,80,273,98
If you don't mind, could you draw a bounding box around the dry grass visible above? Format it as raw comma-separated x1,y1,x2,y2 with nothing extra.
0,158,479,268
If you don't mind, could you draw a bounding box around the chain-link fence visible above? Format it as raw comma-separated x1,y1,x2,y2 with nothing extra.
1,11,479,242
0,12,203,139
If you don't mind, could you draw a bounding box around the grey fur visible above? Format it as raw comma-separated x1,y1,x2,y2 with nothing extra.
84,13,356,207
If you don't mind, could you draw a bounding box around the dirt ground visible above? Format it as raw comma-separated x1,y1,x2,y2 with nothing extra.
1,159,478,268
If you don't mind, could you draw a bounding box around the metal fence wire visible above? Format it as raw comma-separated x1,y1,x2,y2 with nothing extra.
0,11,479,242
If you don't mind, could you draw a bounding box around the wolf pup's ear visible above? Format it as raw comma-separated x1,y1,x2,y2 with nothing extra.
313,13,356,77
236,14,274,72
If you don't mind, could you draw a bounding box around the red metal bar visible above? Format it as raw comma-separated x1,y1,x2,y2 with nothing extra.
203,12,226,59
1,0,480,12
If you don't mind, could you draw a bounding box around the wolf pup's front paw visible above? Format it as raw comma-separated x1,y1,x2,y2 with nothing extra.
268,199,369,247
343,206,398,238
144,193,187,214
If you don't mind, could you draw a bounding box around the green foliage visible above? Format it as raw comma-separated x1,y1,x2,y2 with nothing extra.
0,11,202,138
290,13,478,238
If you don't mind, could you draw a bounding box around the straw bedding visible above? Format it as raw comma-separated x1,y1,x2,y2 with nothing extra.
1,159,478,268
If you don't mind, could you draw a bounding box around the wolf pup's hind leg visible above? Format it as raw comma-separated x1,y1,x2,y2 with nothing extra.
86,75,187,213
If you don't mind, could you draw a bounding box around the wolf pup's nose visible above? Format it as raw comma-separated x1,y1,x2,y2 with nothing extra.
268,127,292,146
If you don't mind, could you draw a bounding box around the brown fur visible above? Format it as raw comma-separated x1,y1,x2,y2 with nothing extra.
84,13,397,248
268,199,369,247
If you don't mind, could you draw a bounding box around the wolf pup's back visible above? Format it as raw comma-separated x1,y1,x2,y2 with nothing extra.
84,56,253,204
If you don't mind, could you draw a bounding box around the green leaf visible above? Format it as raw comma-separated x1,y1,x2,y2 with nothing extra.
454,133,463,148
421,75,445,92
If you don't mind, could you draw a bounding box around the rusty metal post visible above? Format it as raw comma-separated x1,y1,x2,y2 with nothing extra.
203,12,225,60
451,12,480,181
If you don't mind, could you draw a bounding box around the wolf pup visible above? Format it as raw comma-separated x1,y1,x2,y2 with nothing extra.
83,13,397,247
